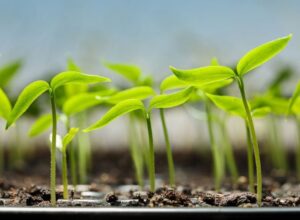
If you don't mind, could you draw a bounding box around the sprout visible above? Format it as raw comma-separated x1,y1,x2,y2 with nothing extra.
0,88,11,175
170,34,292,205
84,87,194,191
50,128,79,199
6,71,110,206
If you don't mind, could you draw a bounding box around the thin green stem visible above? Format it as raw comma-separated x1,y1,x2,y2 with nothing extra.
204,97,222,191
237,77,262,206
160,109,175,187
245,121,255,193
62,151,68,199
0,135,3,176
129,114,144,188
146,112,155,192
295,116,300,180
50,94,57,207
221,118,239,184
66,116,77,188
77,112,89,184
269,116,287,171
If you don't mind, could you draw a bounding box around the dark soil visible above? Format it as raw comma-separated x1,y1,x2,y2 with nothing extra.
1,149,300,207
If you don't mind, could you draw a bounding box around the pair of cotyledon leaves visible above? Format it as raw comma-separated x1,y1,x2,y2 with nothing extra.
164,34,292,118
5,71,111,130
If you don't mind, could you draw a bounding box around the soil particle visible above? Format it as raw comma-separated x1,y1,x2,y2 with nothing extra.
149,187,191,207
105,192,118,203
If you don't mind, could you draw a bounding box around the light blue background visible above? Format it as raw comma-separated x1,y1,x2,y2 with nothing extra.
0,0,299,92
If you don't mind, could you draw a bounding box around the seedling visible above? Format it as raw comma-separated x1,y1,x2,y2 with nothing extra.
5,71,110,206
103,61,155,186
67,85,155,188
161,59,238,189
287,81,300,179
50,128,79,199
170,34,292,205
84,87,194,191
0,60,25,169
0,88,11,175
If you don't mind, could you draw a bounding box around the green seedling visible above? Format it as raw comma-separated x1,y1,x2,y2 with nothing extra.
161,59,237,190
50,128,79,199
206,93,271,192
0,88,11,175
104,61,156,186
170,34,292,205
252,94,290,172
84,87,194,191
6,71,110,206
0,60,25,170
287,81,300,180
68,85,155,188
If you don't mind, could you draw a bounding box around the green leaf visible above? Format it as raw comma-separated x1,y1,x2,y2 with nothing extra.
67,58,81,72
28,113,52,137
63,92,108,115
237,34,292,76
251,96,288,115
206,93,246,118
211,57,219,66
50,71,111,91
103,61,141,84
62,127,79,152
200,78,233,93
0,60,22,87
251,107,271,118
138,75,153,87
170,65,235,87
84,99,145,132
268,66,293,93
107,86,155,104
64,59,88,97
150,87,194,110
160,75,188,92
291,99,300,114
288,81,300,114
0,88,11,120
6,81,50,129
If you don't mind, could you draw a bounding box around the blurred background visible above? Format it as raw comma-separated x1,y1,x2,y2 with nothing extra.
0,0,300,150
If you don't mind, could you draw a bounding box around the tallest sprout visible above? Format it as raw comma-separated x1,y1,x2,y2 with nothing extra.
170,34,292,205
6,72,110,206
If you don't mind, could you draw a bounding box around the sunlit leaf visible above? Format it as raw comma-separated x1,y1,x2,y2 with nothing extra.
160,75,188,92
62,127,79,152
0,60,22,87
84,99,145,132
237,34,292,76
288,81,300,114
28,113,53,137
103,61,141,83
150,87,194,109
206,93,246,118
63,92,108,115
108,86,155,104
251,107,271,118
251,96,288,115
211,57,219,66
170,65,235,87
6,81,50,129
50,71,110,91
0,88,11,120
